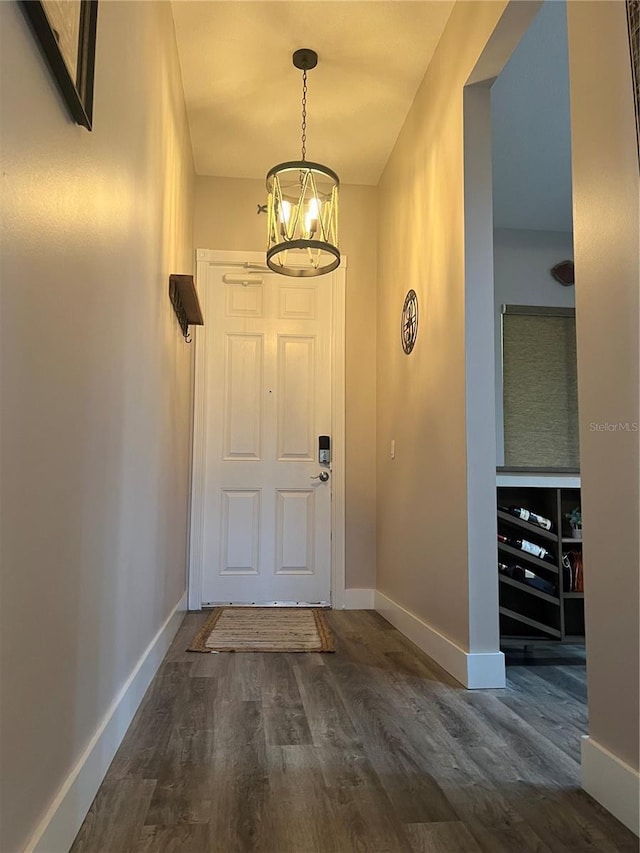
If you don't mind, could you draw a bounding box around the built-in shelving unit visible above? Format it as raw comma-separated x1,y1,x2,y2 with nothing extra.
497,472,584,644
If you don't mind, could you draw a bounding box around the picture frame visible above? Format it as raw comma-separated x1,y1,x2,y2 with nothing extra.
19,0,98,130
628,0,640,161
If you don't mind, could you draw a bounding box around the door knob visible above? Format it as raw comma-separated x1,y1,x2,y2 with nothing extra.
310,471,330,482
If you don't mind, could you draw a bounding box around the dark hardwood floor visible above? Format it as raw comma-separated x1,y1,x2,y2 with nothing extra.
71,611,638,853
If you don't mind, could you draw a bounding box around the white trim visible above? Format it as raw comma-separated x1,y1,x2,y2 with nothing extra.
188,250,346,611
330,264,347,610
463,83,501,655
582,736,640,836
374,590,505,689
188,257,211,610
496,473,581,489
343,588,375,609
24,592,187,853
465,648,506,689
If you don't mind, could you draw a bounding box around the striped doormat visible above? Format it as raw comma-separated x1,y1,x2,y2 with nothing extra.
187,607,335,653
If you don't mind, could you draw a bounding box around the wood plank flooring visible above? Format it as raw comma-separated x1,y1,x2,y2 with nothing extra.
71,611,638,853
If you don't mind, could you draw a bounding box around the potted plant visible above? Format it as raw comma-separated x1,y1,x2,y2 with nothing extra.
565,507,582,538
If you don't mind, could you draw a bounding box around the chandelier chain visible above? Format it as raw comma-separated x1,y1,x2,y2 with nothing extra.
301,68,307,161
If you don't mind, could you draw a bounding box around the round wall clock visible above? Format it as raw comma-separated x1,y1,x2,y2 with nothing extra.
401,289,418,354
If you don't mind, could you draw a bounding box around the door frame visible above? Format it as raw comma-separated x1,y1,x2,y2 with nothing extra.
187,248,347,611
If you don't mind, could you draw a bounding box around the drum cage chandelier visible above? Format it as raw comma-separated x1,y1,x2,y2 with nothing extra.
266,49,340,278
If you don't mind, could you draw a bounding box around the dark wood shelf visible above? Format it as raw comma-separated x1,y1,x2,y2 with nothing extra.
499,606,562,639
563,592,584,599
169,274,204,340
562,536,582,544
499,574,559,605
501,635,556,644
497,510,557,542
498,542,558,574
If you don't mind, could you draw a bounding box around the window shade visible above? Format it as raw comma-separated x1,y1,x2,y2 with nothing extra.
502,307,579,468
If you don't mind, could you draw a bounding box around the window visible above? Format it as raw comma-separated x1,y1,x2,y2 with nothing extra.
502,305,579,468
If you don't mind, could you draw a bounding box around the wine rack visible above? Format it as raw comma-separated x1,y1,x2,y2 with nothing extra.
497,483,584,644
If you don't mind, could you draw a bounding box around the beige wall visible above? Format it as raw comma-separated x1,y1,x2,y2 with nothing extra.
0,2,195,850
376,1,513,649
195,176,377,590
567,1,639,772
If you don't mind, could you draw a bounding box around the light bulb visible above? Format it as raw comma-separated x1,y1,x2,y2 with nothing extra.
279,200,292,237
304,197,320,237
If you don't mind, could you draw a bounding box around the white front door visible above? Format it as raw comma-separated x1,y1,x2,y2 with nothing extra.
192,251,343,606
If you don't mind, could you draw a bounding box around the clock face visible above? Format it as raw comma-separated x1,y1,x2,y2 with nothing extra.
401,289,418,354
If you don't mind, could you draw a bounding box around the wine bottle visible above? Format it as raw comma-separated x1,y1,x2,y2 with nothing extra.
498,505,552,531
498,561,556,595
497,533,554,563
499,561,524,582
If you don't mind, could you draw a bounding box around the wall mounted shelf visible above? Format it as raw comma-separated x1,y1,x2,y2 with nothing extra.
169,274,204,342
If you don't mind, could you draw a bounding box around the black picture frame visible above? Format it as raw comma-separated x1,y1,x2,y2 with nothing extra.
19,0,98,130
627,0,640,162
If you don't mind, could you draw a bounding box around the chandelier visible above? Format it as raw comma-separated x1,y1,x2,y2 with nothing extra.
266,49,340,277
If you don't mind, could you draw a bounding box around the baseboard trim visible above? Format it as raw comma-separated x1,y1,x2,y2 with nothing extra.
24,591,188,853
374,590,505,688
343,588,375,609
582,736,640,836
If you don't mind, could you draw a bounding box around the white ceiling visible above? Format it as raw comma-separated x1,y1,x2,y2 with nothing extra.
171,1,454,185
172,0,573,233
491,1,573,232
